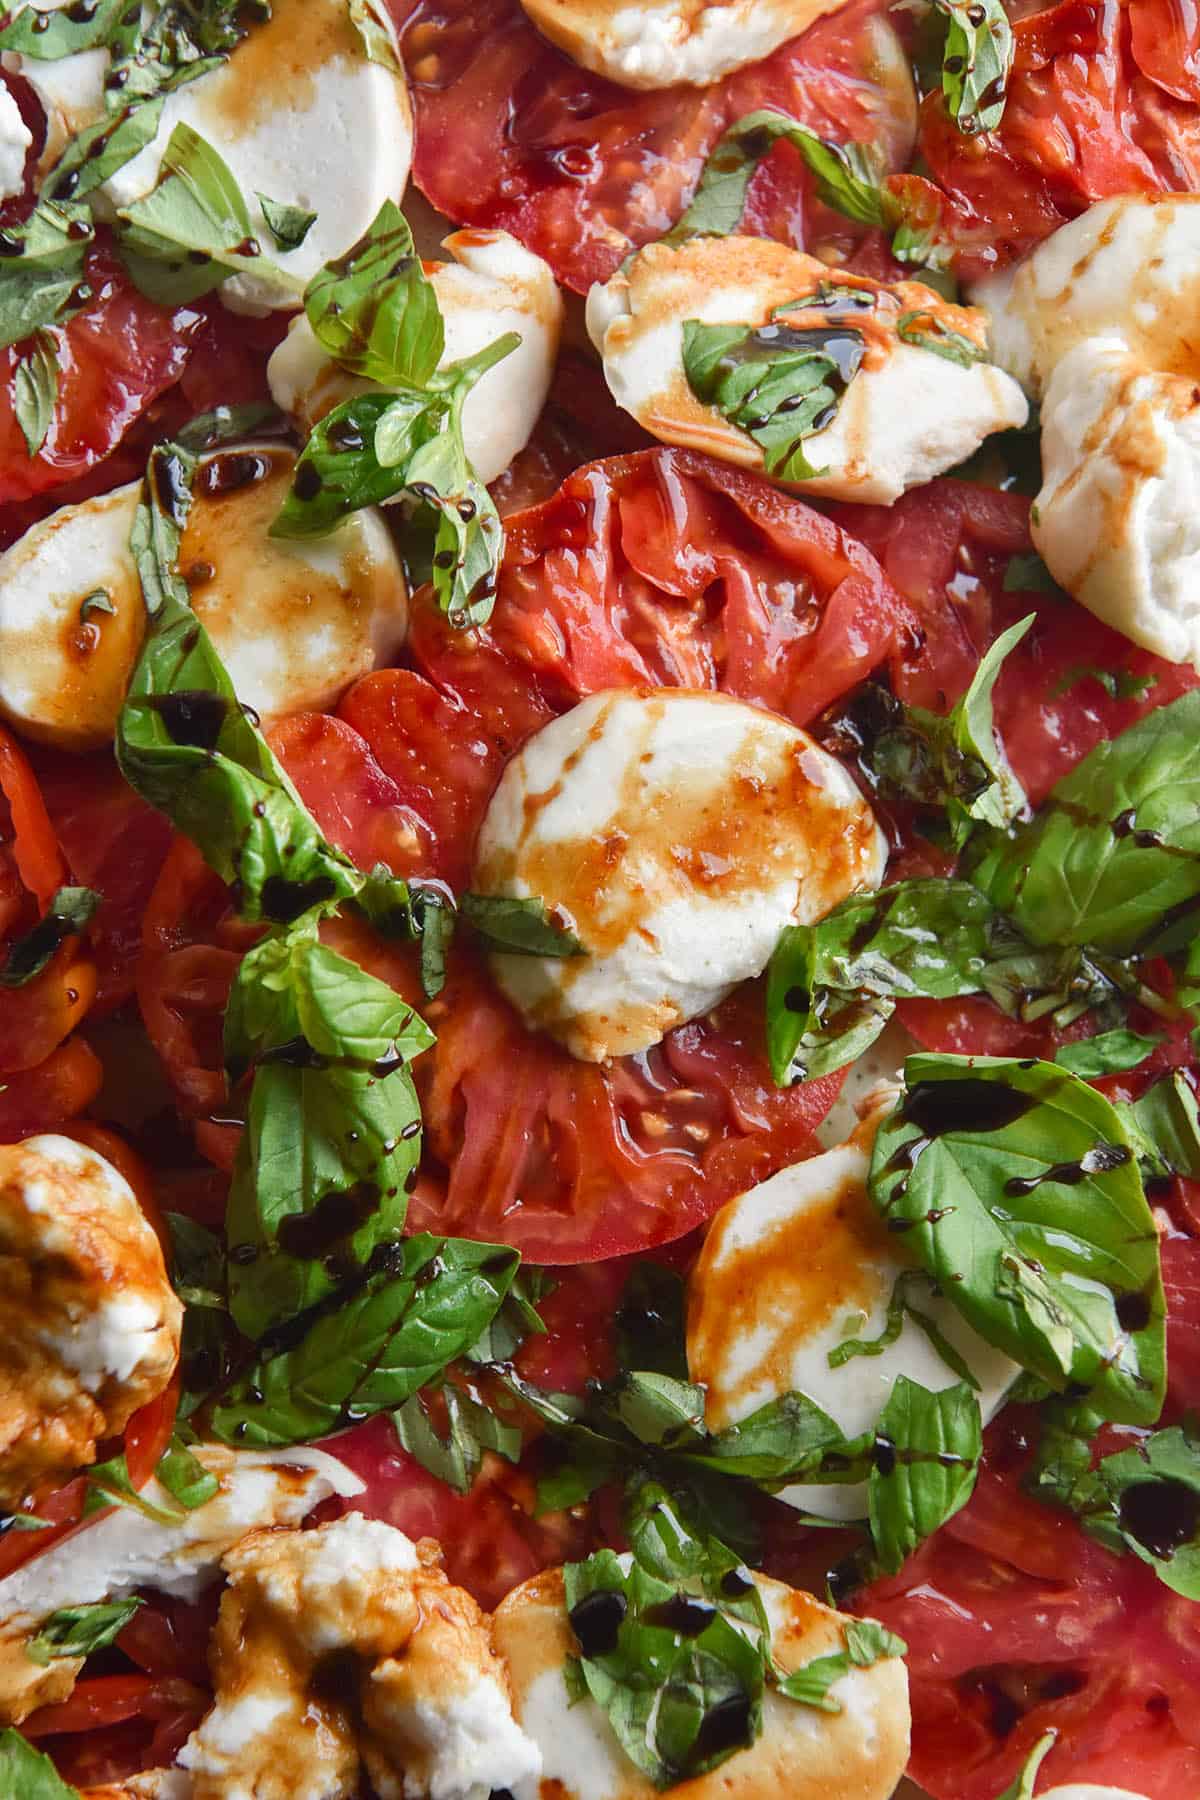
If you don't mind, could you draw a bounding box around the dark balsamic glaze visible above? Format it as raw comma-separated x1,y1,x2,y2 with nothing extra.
568,1588,627,1658
1119,1480,1200,1560
277,1181,381,1260
196,451,273,497
293,463,323,502
1004,1142,1131,1198
643,1595,717,1637
719,1568,753,1599
150,689,231,752
1115,1289,1154,1333
260,874,338,923
692,1692,753,1764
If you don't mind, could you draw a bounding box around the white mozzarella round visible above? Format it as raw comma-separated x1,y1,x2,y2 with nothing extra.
493,1564,910,1800
0,81,31,198
14,0,413,313
587,236,1027,505
813,1016,914,1151
1033,336,1200,672
516,0,850,89
0,446,407,749
686,1105,1020,1519
1038,1789,1153,1799
268,228,563,484
973,194,1200,399
472,687,887,1063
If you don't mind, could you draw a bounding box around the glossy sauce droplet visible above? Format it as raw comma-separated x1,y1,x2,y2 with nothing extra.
568,1588,627,1658
692,1691,753,1765
643,1594,717,1637
149,690,231,753
1119,1479,1200,1560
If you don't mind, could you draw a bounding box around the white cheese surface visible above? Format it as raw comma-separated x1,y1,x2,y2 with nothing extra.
515,0,849,89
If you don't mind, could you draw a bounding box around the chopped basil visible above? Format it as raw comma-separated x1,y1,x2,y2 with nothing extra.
867,1376,982,1574
256,193,317,252
347,0,402,71
681,317,864,482
1053,664,1158,702
0,887,101,987
167,1213,235,1418
0,0,129,56
1003,551,1061,596
209,1235,520,1447
79,588,117,621
1062,1424,1200,1599
896,307,987,368
460,892,586,958
392,1382,522,1494
304,199,442,385
1054,1030,1161,1079
994,1731,1058,1800
464,1265,554,1365
14,333,58,458
776,1617,907,1712
0,200,93,351
1116,1071,1200,1184
82,1451,188,1526
154,1435,221,1511
931,0,1015,135
868,1054,1165,1424
827,1269,979,1389
26,1599,142,1666
0,1730,81,1800
43,98,166,204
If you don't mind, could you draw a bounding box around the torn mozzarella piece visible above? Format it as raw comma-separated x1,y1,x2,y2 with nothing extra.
586,236,1027,504
1038,1789,1153,1799
1033,336,1200,671
0,1134,180,1513
0,1444,361,1727
516,0,849,89
0,82,30,198
686,1104,1020,1519
472,687,887,1063
813,1016,914,1151
267,229,563,484
493,1565,910,1800
973,194,1200,399
13,0,413,313
0,446,407,749
80,1776,192,1800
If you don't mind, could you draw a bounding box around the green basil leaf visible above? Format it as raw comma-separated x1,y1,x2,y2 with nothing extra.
392,1382,522,1495
896,306,986,367
256,193,317,252
1053,664,1158,703
14,332,58,457
828,1269,980,1389
681,316,863,482
116,121,294,305
43,98,165,204
867,1375,982,1574
173,400,287,453
347,0,402,72
167,1213,235,1418
685,1392,870,1488
1116,1071,1200,1183
615,1264,689,1380
83,1451,187,1526
776,1617,907,1712
970,691,1200,954
993,1731,1058,1800
0,0,128,55
0,1729,82,1799
460,892,585,957
26,1599,143,1666
933,0,1014,135
305,198,442,386
0,201,93,349
1003,551,1061,596
1022,1398,1105,1512
869,1054,1165,1423
1054,1030,1162,1079
946,614,1031,840
210,1235,520,1446
0,886,100,986
272,390,425,536
154,1435,220,1511
464,1265,553,1365
1070,1424,1200,1598
605,1372,708,1451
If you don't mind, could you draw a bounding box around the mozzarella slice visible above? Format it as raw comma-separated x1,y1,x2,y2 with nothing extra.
1033,336,1200,671
516,0,849,89
0,446,407,749
1038,1789,1153,1799
472,687,887,1063
268,229,563,484
686,1104,1019,1519
973,195,1200,400
0,81,30,199
493,1564,910,1800
813,1017,914,1151
587,236,1027,505
13,0,413,313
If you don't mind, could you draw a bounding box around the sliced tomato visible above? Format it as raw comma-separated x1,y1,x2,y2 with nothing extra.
0,242,201,509
0,1037,102,1144
387,0,916,291
918,0,1200,277
0,724,65,907
28,1676,207,1791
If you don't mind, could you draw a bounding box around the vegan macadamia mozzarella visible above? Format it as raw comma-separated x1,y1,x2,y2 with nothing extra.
586,236,1027,504
472,688,887,1063
493,1565,910,1800
0,446,407,749
686,1105,1020,1519
516,0,850,89
268,229,562,484
0,82,30,198
12,0,413,312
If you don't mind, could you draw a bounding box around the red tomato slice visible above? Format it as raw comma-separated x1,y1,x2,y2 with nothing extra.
0,725,65,907
0,1037,102,1144
0,242,201,508
387,0,916,291
918,0,1200,278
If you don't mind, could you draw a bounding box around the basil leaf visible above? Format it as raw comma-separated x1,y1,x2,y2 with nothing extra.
994,1731,1058,1800
347,0,402,72
257,193,317,253
1069,1425,1200,1598
868,1376,982,1574
828,1268,980,1389
970,691,1200,954
465,1265,554,1365
401,394,511,627
26,1599,142,1666
154,1435,220,1512
83,1451,187,1526
1003,551,1061,596
305,199,442,386
615,1264,689,1381
460,892,585,958
14,332,58,457
1022,1398,1105,1512
681,317,864,482
0,0,128,55
1054,663,1158,703
0,1729,81,1799
272,390,426,534
210,1235,520,1447
44,98,165,204
116,121,294,305
776,1617,907,1712
392,1383,522,1495
167,1212,233,1415
869,1054,1165,1423
896,307,986,367
175,400,286,453
933,0,1014,135
1117,1071,1200,1182
1054,1030,1161,1079
1,886,100,986
946,614,1031,838
0,200,93,349
116,445,365,925
686,1391,870,1488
